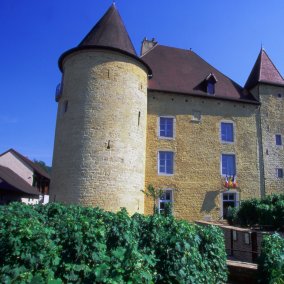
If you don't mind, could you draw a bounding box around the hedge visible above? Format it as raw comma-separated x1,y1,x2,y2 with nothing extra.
228,194,284,230
0,203,228,283
258,233,284,284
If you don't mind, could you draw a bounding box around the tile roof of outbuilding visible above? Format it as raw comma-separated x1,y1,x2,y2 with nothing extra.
0,166,40,195
245,49,284,89
79,3,136,55
142,44,257,103
0,149,50,179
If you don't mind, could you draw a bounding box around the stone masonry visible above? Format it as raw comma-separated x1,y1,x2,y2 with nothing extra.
145,92,261,220
50,50,148,214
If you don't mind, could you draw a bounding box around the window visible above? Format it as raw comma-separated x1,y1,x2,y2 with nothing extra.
158,151,174,175
159,189,173,214
207,82,215,95
159,117,174,138
275,134,282,146
192,111,201,122
232,230,238,241
221,154,236,176
221,122,234,142
244,233,250,245
277,168,283,178
221,192,239,219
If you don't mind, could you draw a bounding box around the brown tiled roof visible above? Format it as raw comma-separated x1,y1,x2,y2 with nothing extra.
0,166,39,195
79,4,136,55
59,4,152,75
245,49,284,89
142,44,257,103
0,149,50,179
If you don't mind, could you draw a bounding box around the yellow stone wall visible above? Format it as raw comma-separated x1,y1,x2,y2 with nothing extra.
145,91,261,221
258,84,284,195
50,50,148,214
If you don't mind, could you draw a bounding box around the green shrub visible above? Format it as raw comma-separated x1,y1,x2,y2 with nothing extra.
0,203,60,283
258,233,284,284
0,203,228,283
231,194,284,230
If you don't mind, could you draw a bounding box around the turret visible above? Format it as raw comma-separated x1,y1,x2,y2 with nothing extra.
246,48,284,196
50,4,151,214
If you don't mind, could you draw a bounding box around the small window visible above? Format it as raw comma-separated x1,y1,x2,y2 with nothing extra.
277,93,282,98
221,122,234,142
277,168,283,178
207,82,215,95
233,230,237,241
159,117,174,138
244,233,250,245
159,189,173,214
64,101,68,113
158,151,174,175
192,111,201,122
275,134,282,146
221,154,236,176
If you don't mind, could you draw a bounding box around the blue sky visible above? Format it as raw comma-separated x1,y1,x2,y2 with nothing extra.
0,0,284,166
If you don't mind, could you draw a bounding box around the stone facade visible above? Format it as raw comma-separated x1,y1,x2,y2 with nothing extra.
50,4,284,221
145,91,261,220
50,50,148,214
256,84,284,195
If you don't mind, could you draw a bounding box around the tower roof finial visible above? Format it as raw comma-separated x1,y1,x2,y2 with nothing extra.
78,3,136,55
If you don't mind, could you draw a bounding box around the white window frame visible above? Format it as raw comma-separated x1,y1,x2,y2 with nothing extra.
158,116,175,139
158,150,174,176
220,120,235,144
275,134,282,146
220,191,239,218
220,153,237,177
158,189,174,214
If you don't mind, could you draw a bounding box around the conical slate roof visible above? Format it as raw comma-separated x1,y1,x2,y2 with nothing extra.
245,49,284,89
79,4,136,55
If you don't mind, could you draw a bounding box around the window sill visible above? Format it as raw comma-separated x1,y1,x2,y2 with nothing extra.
221,140,234,144
158,136,175,140
158,173,174,176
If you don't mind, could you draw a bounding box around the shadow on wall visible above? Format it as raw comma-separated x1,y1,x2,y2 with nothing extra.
200,190,220,213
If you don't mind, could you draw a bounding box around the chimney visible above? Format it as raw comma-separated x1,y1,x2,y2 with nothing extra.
140,37,157,56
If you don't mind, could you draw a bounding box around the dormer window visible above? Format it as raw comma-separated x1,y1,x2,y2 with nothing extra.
207,82,215,95
205,73,217,95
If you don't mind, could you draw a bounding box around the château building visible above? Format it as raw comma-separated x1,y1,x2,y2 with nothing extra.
50,4,284,221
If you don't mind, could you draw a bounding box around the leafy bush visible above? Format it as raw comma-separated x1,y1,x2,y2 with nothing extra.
0,203,227,283
231,194,284,230
258,233,284,284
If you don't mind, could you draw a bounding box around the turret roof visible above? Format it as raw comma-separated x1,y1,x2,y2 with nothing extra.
79,4,136,55
245,49,284,89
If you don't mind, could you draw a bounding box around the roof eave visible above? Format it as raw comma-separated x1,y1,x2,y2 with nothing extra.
58,46,152,76
148,88,260,105
246,80,284,90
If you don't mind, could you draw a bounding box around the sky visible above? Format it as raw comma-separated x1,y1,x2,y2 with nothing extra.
0,0,284,166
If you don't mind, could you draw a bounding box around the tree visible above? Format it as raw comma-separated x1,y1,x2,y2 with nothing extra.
141,184,164,214
33,159,52,175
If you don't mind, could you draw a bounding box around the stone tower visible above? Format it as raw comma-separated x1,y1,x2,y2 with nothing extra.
50,4,151,214
245,48,284,196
